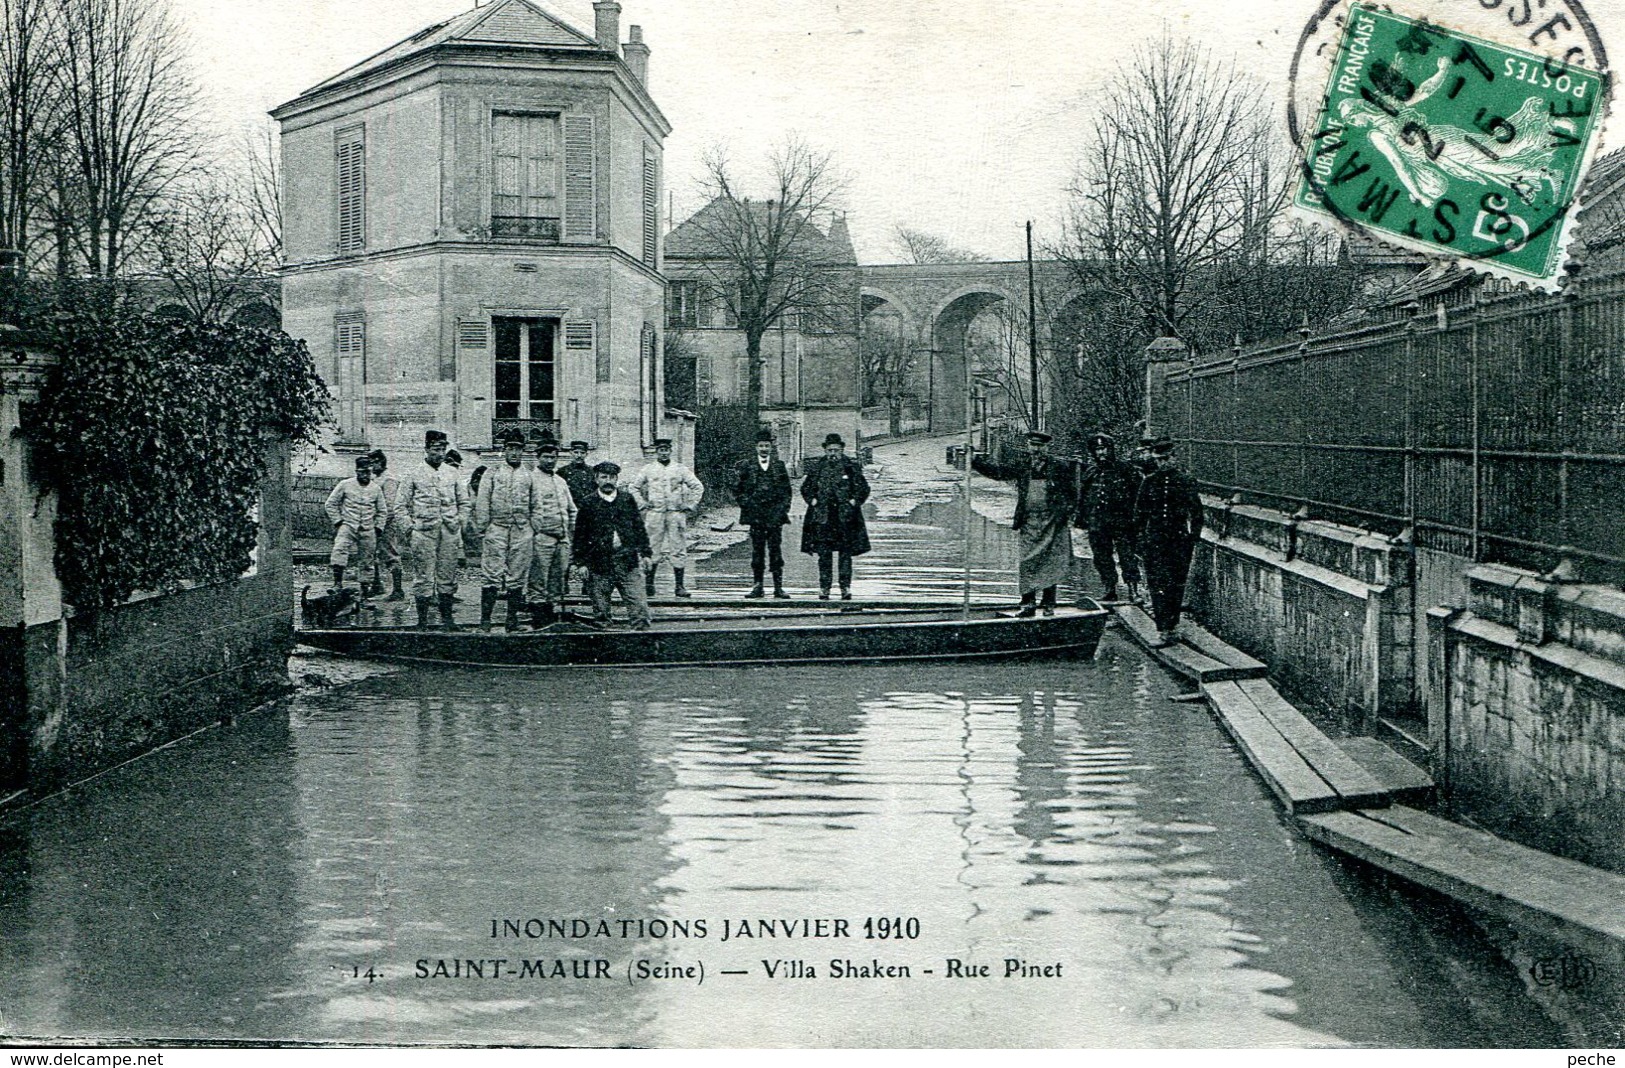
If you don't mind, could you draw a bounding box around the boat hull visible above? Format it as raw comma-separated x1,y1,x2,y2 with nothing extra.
295,602,1108,669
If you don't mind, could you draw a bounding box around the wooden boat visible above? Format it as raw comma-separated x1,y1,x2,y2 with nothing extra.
294,598,1109,669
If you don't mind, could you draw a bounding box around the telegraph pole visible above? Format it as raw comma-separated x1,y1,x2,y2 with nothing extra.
1025,221,1039,430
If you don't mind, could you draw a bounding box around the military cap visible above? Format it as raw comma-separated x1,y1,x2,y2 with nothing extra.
1087,433,1115,450
653,437,673,448
537,440,560,455
354,455,372,468
1150,436,1176,457
568,440,592,452
498,427,527,447
445,448,463,466
425,429,448,446
1026,430,1053,443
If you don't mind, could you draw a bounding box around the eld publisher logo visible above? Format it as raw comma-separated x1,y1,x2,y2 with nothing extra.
1530,950,1595,991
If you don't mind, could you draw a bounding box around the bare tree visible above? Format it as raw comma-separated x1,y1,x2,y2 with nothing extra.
47,0,199,277
0,0,53,262
891,224,988,265
858,311,917,436
684,138,850,417
240,122,282,266
145,174,275,320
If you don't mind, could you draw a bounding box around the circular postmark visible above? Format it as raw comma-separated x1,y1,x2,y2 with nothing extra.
1287,0,1612,286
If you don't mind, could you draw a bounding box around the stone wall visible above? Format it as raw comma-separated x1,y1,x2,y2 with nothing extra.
1429,566,1625,875
1191,497,1413,730
1,343,296,800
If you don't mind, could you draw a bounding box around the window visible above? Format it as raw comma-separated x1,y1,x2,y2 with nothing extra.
491,113,560,241
641,323,658,442
334,312,365,442
667,280,699,328
335,125,365,253
641,144,658,268
493,318,557,436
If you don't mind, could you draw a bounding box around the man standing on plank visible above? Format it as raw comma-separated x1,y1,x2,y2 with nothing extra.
1011,430,1076,617
799,433,871,601
733,427,793,599
1135,437,1205,647
1076,432,1143,605
324,455,387,601
367,449,409,601
526,438,578,626
473,427,537,632
573,461,653,629
630,437,704,599
397,430,471,631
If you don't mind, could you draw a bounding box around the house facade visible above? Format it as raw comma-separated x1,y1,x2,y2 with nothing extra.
663,205,862,466
273,0,678,471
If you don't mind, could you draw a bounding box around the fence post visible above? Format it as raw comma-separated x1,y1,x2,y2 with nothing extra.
1143,336,1189,440
1403,300,1422,544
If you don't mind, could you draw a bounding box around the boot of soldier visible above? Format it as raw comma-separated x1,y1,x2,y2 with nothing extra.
1126,580,1142,606
645,569,657,597
772,571,790,599
387,569,405,602
479,587,498,631
674,568,692,598
504,591,523,632
439,594,461,632
415,597,432,631
746,579,765,599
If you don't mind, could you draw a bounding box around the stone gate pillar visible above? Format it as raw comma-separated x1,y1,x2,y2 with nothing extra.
1143,336,1190,439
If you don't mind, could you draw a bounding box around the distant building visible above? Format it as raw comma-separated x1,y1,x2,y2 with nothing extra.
663,202,861,464
273,0,678,468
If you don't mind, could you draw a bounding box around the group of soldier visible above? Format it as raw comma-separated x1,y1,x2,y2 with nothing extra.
1013,430,1203,646
321,425,876,632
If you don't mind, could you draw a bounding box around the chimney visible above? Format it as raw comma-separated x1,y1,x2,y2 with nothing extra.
593,0,621,53
623,24,649,85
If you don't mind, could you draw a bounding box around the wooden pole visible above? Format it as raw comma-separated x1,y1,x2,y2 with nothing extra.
1026,221,1039,430
963,328,974,622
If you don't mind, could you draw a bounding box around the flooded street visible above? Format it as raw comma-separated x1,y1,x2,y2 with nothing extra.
0,439,1564,1047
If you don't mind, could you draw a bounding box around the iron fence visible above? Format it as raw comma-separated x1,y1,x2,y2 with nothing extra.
1159,270,1625,584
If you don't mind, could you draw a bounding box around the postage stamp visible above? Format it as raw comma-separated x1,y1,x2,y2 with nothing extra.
1294,4,1607,287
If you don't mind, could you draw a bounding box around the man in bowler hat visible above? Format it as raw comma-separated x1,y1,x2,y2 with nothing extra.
572,460,653,629
733,427,793,599
800,433,871,600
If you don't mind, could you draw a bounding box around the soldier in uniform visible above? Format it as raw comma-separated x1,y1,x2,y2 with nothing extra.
1076,432,1143,604
630,437,704,598
1134,437,1205,646
572,461,653,629
559,440,597,509
1011,430,1076,616
396,430,471,631
733,427,793,599
472,428,537,631
324,455,387,599
800,433,871,600
525,438,578,626
367,449,409,601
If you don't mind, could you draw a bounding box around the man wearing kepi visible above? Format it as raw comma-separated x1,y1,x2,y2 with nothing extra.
367,449,409,601
525,437,578,626
1076,432,1143,605
1135,436,1204,647
1011,430,1075,617
324,455,387,599
733,427,793,599
800,432,870,600
631,437,704,598
397,429,471,631
573,460,652,629
559,440,596,510
472,428,537,632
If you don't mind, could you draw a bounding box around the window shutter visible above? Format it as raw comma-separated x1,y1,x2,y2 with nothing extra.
641,144,658,268
457,319,489,351
564,319,605,384
563,115,596,241
335,126,366,253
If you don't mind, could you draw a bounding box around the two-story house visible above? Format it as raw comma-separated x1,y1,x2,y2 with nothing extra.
273,0,676,470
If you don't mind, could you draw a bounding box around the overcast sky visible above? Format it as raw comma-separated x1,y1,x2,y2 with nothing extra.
173,0,1625,262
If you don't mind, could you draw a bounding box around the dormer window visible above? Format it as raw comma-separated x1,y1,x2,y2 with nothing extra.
492,112,561,242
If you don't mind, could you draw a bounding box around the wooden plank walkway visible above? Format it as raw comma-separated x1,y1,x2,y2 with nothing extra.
1112,606,1267,682
1204,681,1340,813
1300,805,1625,964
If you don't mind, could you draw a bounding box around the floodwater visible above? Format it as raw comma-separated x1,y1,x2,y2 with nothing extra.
0,440,1568,1047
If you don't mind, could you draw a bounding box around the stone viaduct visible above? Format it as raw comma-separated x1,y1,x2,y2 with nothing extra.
856,260,1093,430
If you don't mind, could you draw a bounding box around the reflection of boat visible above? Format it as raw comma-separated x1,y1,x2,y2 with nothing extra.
295,599,1108,669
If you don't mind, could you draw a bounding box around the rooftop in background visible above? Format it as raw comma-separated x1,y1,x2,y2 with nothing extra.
665,198,857,266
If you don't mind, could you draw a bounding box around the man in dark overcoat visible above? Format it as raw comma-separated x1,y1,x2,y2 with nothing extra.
799,432,871,600
1076,432,1143,605
1011,430,1076,616
572,460,653,629
733,427,793,599
1134,437,1205,646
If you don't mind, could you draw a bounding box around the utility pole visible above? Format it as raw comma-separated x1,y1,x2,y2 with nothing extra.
1025,221,1039,431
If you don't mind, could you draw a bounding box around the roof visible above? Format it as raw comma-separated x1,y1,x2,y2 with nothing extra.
298,0,600,98
666,198,857,266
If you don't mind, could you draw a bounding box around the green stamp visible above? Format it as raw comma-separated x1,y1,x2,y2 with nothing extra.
1296,5,1606,285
